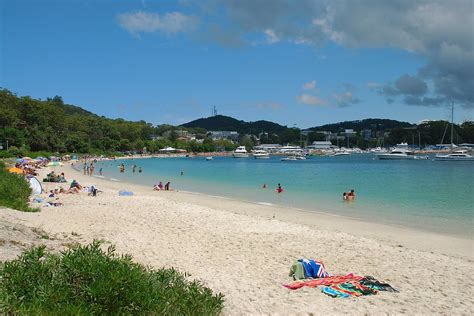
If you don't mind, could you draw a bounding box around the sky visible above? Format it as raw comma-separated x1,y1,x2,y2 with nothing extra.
1,0,473,128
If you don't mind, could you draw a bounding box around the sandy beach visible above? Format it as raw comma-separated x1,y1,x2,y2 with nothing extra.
1,163,473,315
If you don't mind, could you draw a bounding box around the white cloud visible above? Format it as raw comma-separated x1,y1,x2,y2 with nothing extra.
264,29,280,44
296,94,326,106
367,82,381,89
333,90,360,107
302,80,317,90
117,11,198,36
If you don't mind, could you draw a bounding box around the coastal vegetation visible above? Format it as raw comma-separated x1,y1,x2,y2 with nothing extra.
1,88,473,155
0,161,36,212
0,241,224,315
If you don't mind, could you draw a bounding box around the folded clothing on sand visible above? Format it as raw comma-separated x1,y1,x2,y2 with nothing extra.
289,258,329,280
284,259,397,298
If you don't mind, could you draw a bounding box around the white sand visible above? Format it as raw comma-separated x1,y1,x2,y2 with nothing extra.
1,163,473,314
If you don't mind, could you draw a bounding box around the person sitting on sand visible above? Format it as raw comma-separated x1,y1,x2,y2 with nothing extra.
70,179,82,190
158,181,163,190
59,172,66,182
153,184,160,191
66,187,80,194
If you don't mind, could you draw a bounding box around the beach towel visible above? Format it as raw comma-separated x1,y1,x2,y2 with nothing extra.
360,276,398,292
119,190,134,196
322,281,377,298
283,274,364,290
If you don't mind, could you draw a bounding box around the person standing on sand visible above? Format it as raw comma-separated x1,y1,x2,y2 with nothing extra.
165,181,170,191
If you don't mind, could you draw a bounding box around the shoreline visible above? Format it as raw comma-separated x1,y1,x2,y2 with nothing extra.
71,163,472,259
79,159,473,255
1,163,473,314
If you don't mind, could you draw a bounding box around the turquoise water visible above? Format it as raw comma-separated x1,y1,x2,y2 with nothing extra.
92,155,473,237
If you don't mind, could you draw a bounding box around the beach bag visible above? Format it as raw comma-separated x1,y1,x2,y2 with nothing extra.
298,259,329,279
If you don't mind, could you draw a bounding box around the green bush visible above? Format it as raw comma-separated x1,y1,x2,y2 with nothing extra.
0,161,37,212
0,241,225,315
0,151,15,158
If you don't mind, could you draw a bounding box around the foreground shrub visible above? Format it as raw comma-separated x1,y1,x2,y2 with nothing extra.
0,161,36,212
0,241,224,315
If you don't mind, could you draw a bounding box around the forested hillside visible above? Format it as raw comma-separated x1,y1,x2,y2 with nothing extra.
0,89,157,154
181,115,287,135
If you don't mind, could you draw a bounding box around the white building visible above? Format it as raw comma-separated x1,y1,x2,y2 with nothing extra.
307,141,333,149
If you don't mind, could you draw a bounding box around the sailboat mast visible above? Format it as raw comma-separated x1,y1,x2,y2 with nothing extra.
450,102,454,147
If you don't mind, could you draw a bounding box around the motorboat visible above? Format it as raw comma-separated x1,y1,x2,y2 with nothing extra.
370,147,388,153
281,156,298,161
332,151,351,157
233,146,249,158
376,148,416,160
206,156,213,161
281,154,306,161
253,150,270,159
434,149,474,161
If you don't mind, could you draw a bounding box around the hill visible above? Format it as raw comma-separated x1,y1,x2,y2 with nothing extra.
181,115,288,135
0,89,157,154
308,118,414,132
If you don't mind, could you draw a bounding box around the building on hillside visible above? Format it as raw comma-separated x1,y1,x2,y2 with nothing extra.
254,144,282,153
208,131,239,141
361,129,373,140
307,141,333,149
344,129,357,137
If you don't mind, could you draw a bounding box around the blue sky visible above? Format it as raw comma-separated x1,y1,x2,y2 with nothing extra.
1,0,473,127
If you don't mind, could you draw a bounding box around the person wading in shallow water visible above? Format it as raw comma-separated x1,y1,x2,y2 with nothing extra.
276,183,283,193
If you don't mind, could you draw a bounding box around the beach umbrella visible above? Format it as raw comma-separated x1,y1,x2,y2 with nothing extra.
28,177,43,195
47,161,64,166
8,167,24,174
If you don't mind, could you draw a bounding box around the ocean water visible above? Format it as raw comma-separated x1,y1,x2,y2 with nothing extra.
90,155,473,237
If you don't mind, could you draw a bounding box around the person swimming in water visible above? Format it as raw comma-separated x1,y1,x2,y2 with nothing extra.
276,183,283,193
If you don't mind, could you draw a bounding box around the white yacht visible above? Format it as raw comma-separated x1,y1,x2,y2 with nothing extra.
376,148,416,160
433,103,474,161
253,150,270,159
370,146,388,153
233,146,249,158
281,156,298,161
434,149,474,161
281,154,306,161
206,156,213,161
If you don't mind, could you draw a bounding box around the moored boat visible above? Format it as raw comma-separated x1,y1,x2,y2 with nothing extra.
233,146,249,158
253,150,270,159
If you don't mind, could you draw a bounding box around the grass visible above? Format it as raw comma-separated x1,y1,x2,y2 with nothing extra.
0,241,225,315
0,161,38,212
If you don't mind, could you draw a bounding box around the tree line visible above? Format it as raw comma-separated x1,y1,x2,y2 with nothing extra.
1,89,472,156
